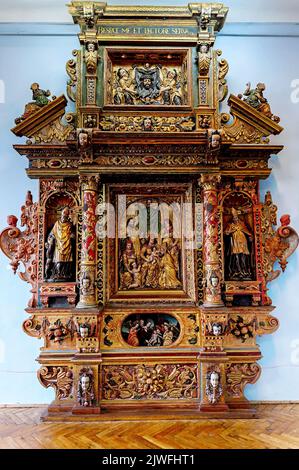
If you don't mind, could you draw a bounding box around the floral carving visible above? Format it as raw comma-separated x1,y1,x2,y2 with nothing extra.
0,191,38,307
102,364,198,400
99,115,195,132
262,192,299,303
38,366,73,400
229,315,255,342
226,363,261,398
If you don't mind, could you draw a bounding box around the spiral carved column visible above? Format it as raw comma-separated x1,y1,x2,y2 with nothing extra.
77,175,99,309
200,174,224,307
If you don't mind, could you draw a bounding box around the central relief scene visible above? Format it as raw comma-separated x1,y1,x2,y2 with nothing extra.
107,184,195,301
105,48,190,107
119,197,182,291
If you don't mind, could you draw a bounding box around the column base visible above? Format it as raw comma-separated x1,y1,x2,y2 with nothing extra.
76,301,98,309
200,403,229,412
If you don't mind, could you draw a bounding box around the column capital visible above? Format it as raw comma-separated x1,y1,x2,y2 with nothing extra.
80,174,100,191
199,174,221,191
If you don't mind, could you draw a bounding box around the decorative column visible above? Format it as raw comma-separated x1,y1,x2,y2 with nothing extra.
77,175,99,308
200,174,224,307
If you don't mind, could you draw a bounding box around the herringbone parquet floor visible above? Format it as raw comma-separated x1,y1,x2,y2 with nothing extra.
0,404,298,449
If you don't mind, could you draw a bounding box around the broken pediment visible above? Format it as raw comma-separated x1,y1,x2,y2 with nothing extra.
12,91,74,144
222,94,283,144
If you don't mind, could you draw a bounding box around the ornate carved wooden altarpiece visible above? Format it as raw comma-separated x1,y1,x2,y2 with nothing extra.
1,2,298,419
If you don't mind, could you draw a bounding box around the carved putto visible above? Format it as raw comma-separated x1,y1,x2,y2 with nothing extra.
84,42,98,74
198,43,211,76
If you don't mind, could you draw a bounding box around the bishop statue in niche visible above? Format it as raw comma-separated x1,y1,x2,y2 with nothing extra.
224,207,254,280
45,207,76,282
113,62,183,106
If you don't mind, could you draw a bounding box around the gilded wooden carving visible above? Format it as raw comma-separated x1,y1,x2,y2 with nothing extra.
0,1,298,418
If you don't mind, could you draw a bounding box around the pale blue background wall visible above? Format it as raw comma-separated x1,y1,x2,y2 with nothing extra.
0,29,299,403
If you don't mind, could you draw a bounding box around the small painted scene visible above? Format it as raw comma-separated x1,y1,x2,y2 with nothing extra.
121,313,180,347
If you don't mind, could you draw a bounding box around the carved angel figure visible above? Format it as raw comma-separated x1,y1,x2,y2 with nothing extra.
85,42,98,74
160,68,182,105
113,68,136,105
198,43,211,76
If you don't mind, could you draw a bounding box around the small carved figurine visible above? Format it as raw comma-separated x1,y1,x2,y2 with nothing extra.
30,83,51,107
238,82,280,122
198,43,211,76
78,368,95,407
224,208,253,280
85,42,98,74
45,207,75,282
206,369,223,404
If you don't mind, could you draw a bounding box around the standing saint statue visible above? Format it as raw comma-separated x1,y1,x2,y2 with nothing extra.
45,207,75,281
224,208,253,280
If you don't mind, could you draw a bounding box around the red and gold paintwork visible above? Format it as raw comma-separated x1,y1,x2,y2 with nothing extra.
0,2,298,419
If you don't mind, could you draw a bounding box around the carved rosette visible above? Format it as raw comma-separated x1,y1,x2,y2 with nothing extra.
0,191,38,307
102,364,198,400
226,362,261,399
200,175,223,306
38,366,73,400
77,175,99,308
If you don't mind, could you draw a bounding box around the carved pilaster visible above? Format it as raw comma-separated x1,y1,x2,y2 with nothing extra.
77,175,99,308
200,174,223,307
84,41,98,105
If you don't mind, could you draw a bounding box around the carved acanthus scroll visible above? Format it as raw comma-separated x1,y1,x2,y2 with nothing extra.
38,366,73,400
0,191,38,307
261,192,299,304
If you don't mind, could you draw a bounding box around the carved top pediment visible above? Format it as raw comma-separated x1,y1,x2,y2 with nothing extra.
222,95,283,145
11,95,75,145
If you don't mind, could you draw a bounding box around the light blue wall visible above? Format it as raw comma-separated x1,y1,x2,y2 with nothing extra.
0,31,298,403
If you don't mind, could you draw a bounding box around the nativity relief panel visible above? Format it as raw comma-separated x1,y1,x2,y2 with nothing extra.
0,2,298,418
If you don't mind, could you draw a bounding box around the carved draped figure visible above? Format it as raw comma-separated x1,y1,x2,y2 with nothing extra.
51,220,73,262
225,220,251,255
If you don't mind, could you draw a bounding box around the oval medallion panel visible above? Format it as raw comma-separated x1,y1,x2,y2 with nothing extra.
122,314,180,347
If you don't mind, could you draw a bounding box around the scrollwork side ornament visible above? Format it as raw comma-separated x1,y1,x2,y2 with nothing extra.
262,192,299,304
66,50,79,102
38,366,73,400
0,191,38,307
